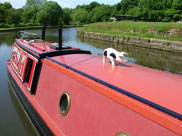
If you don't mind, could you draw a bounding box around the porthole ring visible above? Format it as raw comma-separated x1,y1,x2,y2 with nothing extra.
59,91,71,116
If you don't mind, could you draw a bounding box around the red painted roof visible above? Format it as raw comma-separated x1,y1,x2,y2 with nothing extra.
52,54,182,115
17,38,54,53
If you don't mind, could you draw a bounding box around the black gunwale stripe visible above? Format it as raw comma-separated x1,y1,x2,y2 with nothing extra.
47,57,182,120
8,70,54,136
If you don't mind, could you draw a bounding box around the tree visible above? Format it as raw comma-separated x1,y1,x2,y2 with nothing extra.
110,4,121,18
162,0,173,9
85,2,100,12
62,8,72,25
72,9,88,24
172,0,182,11
1,2,12,9
116,3,121,11
25,0,46,9
120,0,139,13
138,0,163,21
125,7,139,15
6,8,21,26
22,0,46,24
0,2,12,23
88,5,112,22
22,6,40,23
162,9,175,22
36,1,63,25
137,0,182,21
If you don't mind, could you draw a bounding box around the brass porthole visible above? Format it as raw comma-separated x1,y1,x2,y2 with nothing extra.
59,92,71,116
115,132,130,136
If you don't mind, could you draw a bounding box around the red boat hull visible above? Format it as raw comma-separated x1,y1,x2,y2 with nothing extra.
7,37,182,136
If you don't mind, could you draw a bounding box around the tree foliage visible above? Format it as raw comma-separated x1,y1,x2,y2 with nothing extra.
137,0,182,21
1,0,182,28
85,2,100,12
36,1,63,25
62,8,72,25
120,0,139,13
22,6,40,23
72,9,88,24
25,0,46,9
0,2,12,23
88,5,112,22
6,8,21,26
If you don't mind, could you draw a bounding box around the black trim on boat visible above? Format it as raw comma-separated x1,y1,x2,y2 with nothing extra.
15,39,91,59
47,57,182,120
8,70,54,136
39,49,91,58
30,59,42,95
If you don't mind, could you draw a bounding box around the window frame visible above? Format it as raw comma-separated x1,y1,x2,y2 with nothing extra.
23,54,38,91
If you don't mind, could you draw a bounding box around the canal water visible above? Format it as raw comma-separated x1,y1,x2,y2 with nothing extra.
0,28,182,135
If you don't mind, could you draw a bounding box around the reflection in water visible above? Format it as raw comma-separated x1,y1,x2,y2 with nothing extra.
79,37,182,74
0,31,19,46
8,83,38,136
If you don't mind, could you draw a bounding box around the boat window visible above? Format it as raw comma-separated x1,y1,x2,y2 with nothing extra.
24,58,33,84
23,56,37,91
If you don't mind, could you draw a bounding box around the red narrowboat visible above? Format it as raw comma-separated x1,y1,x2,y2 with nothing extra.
7,25,182,136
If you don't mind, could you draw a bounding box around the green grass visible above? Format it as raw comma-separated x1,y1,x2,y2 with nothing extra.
80,21,182,41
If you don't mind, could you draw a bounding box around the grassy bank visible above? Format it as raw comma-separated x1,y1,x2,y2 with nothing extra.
80,21,182,41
